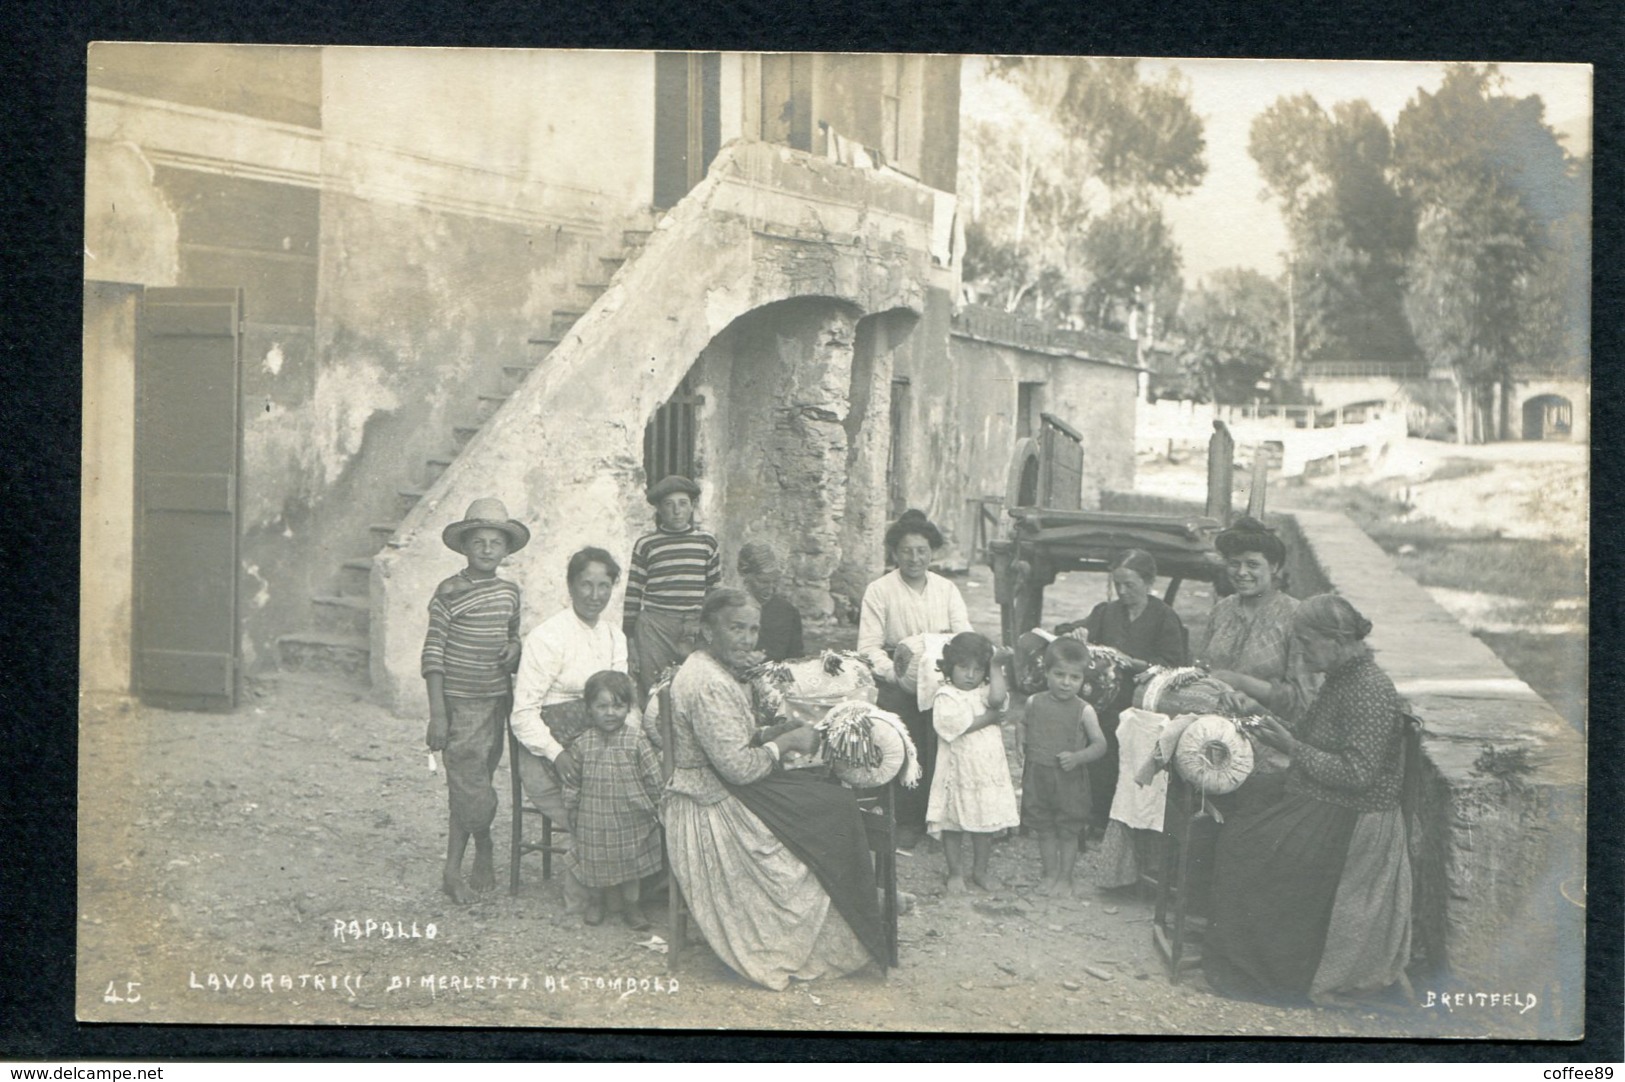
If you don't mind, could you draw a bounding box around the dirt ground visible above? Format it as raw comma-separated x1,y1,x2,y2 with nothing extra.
77,560,1510,1039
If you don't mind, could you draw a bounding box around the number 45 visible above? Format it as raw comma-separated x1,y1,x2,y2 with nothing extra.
103,980,141,1004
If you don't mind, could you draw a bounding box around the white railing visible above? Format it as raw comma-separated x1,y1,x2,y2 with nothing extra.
1137,399,1407,478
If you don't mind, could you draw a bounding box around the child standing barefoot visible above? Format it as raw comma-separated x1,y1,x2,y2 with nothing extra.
564,671,664,929
927,632,1020,894
1021,637,1108,896
422,498,527,904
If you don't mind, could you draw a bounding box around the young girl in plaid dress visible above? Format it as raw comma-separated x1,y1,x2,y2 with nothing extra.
564,670,664,929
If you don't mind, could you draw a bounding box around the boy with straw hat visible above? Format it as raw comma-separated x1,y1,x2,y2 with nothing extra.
423,497,528,903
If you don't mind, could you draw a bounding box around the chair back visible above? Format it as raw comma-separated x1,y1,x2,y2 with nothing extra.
658,685,677,784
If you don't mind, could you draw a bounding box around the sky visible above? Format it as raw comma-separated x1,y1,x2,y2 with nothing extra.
1133,59,1593,286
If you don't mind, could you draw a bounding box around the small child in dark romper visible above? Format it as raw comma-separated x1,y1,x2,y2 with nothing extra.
1021,636,1107,897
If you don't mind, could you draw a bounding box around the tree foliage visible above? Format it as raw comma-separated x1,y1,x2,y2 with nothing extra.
1167,268,1288,403
959,57,1205,326
1249,96,1416,366
1392,64,1586,441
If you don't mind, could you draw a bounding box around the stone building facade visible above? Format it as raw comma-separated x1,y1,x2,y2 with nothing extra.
82,45,976,713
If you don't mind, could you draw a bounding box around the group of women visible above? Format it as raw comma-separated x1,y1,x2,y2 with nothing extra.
508,508,1413,1006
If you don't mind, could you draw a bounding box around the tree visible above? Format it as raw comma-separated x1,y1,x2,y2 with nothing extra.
959,57,1206,322
1078,202,1182,332
1168,269,1288,403
1250,96,1417,367
1393,64,1583,442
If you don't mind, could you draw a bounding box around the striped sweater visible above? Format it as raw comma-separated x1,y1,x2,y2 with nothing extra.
421,572,522,699
623,525,721,631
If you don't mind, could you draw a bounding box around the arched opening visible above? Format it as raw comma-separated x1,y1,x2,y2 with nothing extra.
1523,394,1573,441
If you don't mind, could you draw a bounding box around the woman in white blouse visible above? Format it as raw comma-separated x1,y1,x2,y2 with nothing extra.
857,509,973,848
510,546,631,821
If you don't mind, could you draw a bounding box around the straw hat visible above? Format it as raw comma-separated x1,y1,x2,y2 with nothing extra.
441,497,531,554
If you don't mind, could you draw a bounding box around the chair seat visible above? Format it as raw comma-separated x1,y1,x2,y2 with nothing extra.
508,728,569,895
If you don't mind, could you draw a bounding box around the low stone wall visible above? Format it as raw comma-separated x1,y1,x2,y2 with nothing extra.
1280,510,1586,1039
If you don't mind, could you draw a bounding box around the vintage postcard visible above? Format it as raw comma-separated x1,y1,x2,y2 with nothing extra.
80,46,1590,1038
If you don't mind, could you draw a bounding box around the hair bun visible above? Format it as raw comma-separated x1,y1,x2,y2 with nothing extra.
1227,515,1274,534
1354,616,1373,640
899,509,928,523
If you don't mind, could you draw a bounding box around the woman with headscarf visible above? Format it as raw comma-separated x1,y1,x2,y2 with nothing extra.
662,590,887,990
857,509,974,848
1203,595,1412,1006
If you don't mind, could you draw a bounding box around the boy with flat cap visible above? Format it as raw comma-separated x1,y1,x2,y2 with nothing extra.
423,497,527,903
624,475,720,700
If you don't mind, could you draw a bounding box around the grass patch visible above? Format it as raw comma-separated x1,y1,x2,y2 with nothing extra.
1474,629,1588,733
1392,540,1588,601
1426,457,1497,483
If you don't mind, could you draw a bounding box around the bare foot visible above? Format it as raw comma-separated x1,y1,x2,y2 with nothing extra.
1035,877,1059,897
469,852,496,894
945,874,968,895
972,872,1005,893
442,868,476,905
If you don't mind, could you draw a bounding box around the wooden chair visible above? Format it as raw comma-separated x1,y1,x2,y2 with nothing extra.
1152,771,1204,983
851,782,901,970
507,726,569,895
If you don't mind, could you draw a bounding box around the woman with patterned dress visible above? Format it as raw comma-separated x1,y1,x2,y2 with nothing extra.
1193,516,1315,723
1204,595,1413,1005
662,590,887,990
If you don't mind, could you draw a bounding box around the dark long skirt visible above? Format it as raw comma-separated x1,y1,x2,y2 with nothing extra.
876,682,935,834
1203,790,1359,1003
726,772,887,970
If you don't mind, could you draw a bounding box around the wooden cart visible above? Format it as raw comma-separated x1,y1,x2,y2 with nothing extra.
988,414,1263,645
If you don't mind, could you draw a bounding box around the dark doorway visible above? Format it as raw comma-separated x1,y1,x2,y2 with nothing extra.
134,287,243,711
1523,394,1573,441
653,52,722,210
644,373,705,486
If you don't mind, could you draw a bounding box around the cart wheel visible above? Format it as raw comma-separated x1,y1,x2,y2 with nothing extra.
1005,437,1041,512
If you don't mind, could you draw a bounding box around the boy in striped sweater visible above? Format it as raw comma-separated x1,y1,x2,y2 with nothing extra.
624,475,721,701
423,498,527,904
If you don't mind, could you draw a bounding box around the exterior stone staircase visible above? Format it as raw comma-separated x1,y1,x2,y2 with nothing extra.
273,225,654,687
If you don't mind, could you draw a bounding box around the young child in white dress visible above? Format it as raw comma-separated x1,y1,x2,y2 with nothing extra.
927,631,1020,893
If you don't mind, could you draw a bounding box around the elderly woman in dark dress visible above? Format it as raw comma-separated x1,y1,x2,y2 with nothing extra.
1204,595,1413,1005
1067,549,1188,833
662,590,887,991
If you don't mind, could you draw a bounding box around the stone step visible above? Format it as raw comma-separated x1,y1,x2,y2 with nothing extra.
452,424,481,450
475,392,510,420
396,487,425,517
527,337,560,363
502,363,536,391
578,281,607,300
599,255,626,274
424,456,453,484
369,522,401,549
549,310,586,337
312,593,370,636
338,557,373,596
622,228,651,248
246,669,370,702
276,631,370,684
